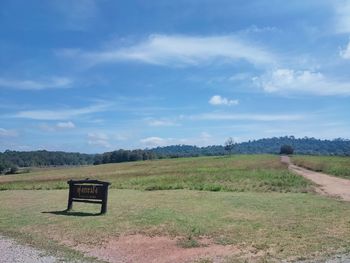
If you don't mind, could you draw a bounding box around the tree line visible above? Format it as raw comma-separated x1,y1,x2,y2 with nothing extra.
0,150,94,174
93,149,158,165
1,136,349,174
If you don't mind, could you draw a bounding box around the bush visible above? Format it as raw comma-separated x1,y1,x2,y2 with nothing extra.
0,161,11,175
280,145,294,155
0,164,6,174
5,166,18,175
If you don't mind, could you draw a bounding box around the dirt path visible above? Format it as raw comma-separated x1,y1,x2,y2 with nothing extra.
80,234,244,263
281,155,350,201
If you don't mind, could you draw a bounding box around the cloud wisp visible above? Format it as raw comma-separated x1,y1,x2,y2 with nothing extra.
334,0,350,34
255,68,350,96
145,117,179,127
0,128,18,137
14,103,109,120
140,132,215,148
340,41,350,59
209,95,239,106
87,132,110,148
189,112,305,122
63,34,277,67
0,77,72,90
39,121,76,132
140,136,168,147
56,121,75,129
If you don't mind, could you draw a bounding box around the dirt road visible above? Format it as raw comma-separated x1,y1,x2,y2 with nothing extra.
281,155,350,201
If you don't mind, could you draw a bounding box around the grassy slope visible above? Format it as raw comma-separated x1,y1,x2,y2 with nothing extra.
0,155,310,193
292,156,350,178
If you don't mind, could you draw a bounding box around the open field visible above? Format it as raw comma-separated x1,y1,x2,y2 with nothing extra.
2,189,350,262
292,156,350,179
0,155,311,193
1,155,350,262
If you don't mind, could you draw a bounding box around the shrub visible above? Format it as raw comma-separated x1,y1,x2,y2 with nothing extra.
280,145,294,155
5,166,18,175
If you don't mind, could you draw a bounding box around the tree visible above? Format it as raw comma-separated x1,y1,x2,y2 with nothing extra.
280,145,294,155
0,162,7,174
0,159,11,175
5,166,18,175
224,137,235,154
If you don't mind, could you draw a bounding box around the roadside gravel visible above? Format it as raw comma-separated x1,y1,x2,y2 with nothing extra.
0,235,59,263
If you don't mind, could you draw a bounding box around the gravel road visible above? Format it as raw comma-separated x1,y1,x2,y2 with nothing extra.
0,235,59,263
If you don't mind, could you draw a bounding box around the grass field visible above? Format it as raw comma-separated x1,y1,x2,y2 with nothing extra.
1,155,350,262
0,155,310,193
292,155,350,178
2,189,350,262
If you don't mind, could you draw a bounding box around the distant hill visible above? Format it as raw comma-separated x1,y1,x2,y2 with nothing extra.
150,136,350,157
1,136,349,172
234,136,350,155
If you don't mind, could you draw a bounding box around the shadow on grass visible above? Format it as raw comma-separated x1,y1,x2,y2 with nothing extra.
42,210,102,217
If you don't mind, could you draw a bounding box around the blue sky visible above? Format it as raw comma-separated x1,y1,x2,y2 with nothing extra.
1,0,350,153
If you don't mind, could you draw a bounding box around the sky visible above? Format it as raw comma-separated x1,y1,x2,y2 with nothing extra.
0,0,350,153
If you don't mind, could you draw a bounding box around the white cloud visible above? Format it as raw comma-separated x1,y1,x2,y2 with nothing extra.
0,128,18,137
340,41,350,59
139,132,222,148
40,121,76,132
0,77,72,90
140,137,168,147
56,121,75,129
140,133,214,148
87,132,110,148
146,118,178,127
228,73,251,82
239,25,278,34
67,34,276,67
190,113,305,121
209,95,239,106
334,0,350,33
255,68,350,96
199,132,212,141
14,103,109,120
113,134,128,141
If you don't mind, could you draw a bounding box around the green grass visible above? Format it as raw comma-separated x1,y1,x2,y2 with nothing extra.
1,189,350,261
292,155,350,178
0,155,311,193
1,154,349,262
176,236,201,248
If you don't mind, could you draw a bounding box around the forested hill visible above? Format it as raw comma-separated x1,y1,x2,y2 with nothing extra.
235,137,350,155
151,137,350,157
1,137,349,172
